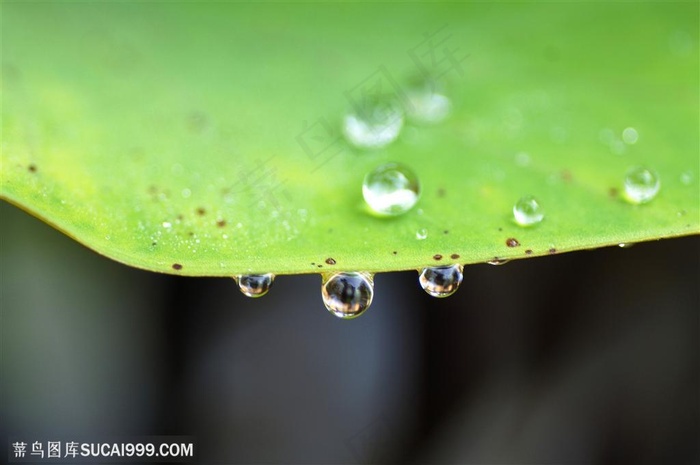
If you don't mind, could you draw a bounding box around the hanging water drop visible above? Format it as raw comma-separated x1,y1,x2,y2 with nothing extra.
322,272,374,319
363,162,421,216
513,195,545,226
418,264,463,298
235,273,275,298
343,97,403,149
624,166,660,204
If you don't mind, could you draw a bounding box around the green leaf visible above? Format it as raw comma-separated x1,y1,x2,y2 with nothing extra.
2,2,698,276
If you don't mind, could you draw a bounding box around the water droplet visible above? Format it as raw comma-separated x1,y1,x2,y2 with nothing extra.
162,221,172,229
680,171,694,185
513,195,544,226
343,98,403,149
405,78,450,124
181,188,192,198
416,228,428,240
622,127,638,145
618,243,635,248
363,162,421,216
235,273,275,298
624,166,660,204
418,264,463,298
322,272,374,319
487,258,510,265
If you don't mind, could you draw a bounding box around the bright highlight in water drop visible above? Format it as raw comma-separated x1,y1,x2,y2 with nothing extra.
363,163,421,216
624,166,660,204
322,272,374,319
235,273,275,298
343,99,403,149
416,228,428,240
419,264,463,298
513,195,545,226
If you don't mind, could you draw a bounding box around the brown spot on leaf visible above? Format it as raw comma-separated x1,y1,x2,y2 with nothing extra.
561,169,572,182
317,264,323,268
172,263,183,270
506,238,520,247
217,220,226,227
450,253,460,259
28,164,37,173
392,251,397,255
443,230,449,234
549,248,557,254
325,258,336,265
196,207,206,216
437,188,446,198
525,249,533,255
609,187,618,197
498,227,503,232
433,254,443,261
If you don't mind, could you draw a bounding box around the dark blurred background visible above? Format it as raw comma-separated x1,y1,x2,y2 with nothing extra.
1,201,698,464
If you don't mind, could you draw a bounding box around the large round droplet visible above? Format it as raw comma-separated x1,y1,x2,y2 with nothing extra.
513,195,545,226
363,162,421,216
322,272,374,319
235,273,274,298
624,166,660,204
419,264,463,298
343,98,403,149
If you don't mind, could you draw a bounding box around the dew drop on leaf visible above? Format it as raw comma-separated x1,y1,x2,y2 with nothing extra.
513,195,544,226
343,97,403,149
363,162,421,216
624,166,660,204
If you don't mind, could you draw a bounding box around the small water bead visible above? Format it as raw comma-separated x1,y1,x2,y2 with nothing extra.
680,171,694,185
343,98,404,149
618,243,635,248
416,228,428,240
513,195,544,226
624,166,660,204
235,273,275,298
622,127,638,145
363,163,421,216
322,272,374,319
419,264,463,298
487,258,510,265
